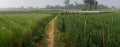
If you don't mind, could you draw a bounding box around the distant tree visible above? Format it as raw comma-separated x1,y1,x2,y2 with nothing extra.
54,5,62,9
45,0,109,10
21,6,24,9
74,1,84,10
46,5,51,9
74,1,79,5
28,7,34,9
111,6,117,9
67,4,74,9
83,0,98,10
64,0,70,6
35,7,40,9
97,4,108,10
94,1,98,9
45,0,83,10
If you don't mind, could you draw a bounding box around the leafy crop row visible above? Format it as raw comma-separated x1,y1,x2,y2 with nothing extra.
55,13,120,47
0,13,54,47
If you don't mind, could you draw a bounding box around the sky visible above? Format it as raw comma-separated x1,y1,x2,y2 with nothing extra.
0,0,120,8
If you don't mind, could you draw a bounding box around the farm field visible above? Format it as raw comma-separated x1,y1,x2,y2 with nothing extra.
0,11,120,47
55,13,120,47
0,11,55,47
0,0,120,47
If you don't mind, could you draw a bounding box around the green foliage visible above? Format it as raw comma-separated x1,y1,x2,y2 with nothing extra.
32,15,55,43
55,13,120,47
64,0,70,6
0,13,52,47
83,0,98,10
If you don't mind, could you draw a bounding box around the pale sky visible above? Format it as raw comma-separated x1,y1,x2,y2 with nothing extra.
0,0,120,8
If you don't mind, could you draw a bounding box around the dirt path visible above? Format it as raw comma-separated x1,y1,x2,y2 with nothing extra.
46,16,57,47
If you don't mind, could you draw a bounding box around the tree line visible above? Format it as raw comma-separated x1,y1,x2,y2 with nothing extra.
45,0,109,10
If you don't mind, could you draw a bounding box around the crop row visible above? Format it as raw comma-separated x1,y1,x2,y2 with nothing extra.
0,13,54,47
55,13,120,47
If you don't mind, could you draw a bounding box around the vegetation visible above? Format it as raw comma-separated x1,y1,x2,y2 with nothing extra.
64,0,70,6
45,0,109,10
0,12,54,47
55,13,120,47
83,0,98,10
0,0,120,47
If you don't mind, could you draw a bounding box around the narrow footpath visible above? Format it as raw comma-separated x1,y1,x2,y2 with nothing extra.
46,16,57,47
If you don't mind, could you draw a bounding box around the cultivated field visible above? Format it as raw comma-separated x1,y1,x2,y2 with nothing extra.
55,13,120,47
0,11,55,47
0,11,120,47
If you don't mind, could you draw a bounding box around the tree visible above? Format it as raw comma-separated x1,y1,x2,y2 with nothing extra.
83,0,98,10
74,1,79,5
97,4,108,10
46,5,51,9
111,6,117,9
21,6,24,9
64,0,70,6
